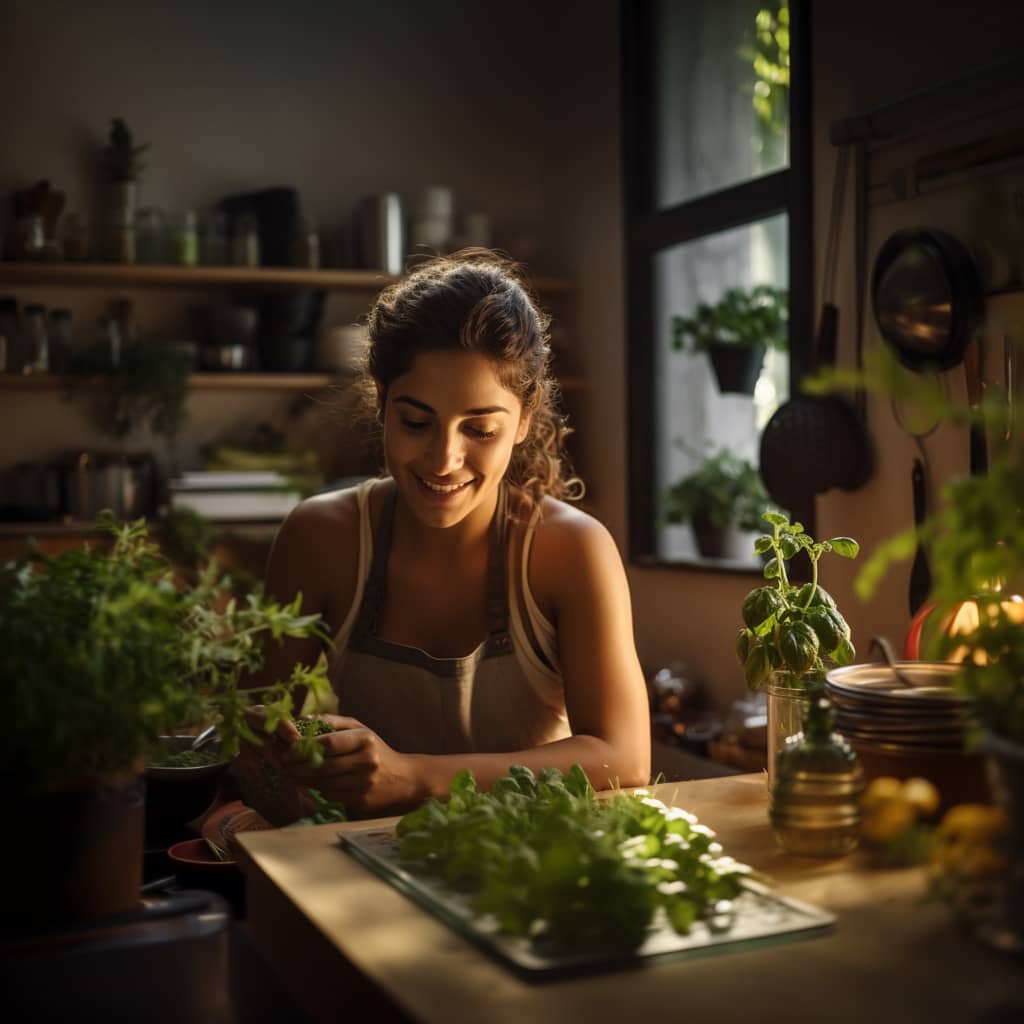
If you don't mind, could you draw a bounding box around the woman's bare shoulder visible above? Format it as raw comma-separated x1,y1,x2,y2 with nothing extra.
526,498,625,606
264,481,374,614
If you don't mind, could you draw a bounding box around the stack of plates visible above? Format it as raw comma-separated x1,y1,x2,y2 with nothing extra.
824,662,972,756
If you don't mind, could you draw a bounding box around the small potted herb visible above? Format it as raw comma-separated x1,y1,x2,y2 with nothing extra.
735,510,859,781
0,514,332,932
671,284,788,394
662,447,771,559
102,117,150,263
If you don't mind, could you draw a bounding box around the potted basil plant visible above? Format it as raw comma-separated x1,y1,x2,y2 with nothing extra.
0,513,332,934
735,510,859,783
671,284,788,395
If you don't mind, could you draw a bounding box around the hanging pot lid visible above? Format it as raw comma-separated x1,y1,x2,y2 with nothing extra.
871,227,983,372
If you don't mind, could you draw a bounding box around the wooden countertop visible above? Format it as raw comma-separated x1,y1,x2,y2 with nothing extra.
236,774,1022,1023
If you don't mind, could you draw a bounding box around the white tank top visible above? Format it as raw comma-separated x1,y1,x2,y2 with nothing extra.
323,478,570,753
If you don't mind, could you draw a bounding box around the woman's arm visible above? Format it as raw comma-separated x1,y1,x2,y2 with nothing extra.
281,503,652,817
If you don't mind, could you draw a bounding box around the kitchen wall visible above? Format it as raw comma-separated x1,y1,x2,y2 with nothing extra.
4,1,1024,712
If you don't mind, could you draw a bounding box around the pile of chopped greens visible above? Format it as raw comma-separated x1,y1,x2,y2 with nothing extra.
149,748,223,769
395,765,750,952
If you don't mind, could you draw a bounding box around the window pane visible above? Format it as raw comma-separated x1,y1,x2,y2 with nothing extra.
654,0,790,209
654,214,788,564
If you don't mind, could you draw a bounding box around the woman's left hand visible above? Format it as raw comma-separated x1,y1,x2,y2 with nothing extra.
281,715,425,818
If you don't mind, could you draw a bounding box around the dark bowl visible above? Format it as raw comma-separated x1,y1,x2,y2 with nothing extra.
145,735,230,844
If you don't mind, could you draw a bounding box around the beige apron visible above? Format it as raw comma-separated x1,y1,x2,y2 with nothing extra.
332,483,571,754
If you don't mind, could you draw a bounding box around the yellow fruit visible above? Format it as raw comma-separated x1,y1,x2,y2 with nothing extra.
861,776,904,812
861,797,917,844
901,777,940,817
937,803,1011,842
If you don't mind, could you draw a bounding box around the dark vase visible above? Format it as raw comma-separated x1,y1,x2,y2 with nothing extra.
6,773,145,936
707,343,766,395
976,730,1024,952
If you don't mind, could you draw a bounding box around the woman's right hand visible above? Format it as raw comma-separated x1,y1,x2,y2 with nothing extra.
233,706,308,826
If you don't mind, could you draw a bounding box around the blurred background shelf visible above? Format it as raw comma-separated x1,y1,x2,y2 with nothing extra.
0,261,574,295
0,372,588,392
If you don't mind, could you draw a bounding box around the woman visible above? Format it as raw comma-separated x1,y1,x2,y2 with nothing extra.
242,250,650,823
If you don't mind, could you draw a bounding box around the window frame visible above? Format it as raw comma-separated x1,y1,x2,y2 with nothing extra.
621,0,815,569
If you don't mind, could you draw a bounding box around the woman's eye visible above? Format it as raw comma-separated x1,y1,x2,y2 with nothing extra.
466,425,498,439
400,417,430,432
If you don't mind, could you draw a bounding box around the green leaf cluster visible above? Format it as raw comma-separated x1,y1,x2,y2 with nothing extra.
736,510,859,690
815,342,1024,744
671,284,788,354
662,447,771,531
0,514,333,796
64,339,192,440
395,765,750,952
103,117,149,182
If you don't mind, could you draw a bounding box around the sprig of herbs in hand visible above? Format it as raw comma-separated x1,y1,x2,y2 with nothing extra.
736,511,859,690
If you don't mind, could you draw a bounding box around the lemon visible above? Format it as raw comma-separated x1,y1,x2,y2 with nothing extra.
861,797,916,843
861,776,904,812
901,777,940,817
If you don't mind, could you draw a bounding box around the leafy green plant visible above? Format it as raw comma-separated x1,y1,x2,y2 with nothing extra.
103,117,149,182
738,3,790,149
64,339,192,440
0,514,333,796
395,765,750,951
663,446,771,531
814,343,1024,744
736,510,859,690
671,284,788,354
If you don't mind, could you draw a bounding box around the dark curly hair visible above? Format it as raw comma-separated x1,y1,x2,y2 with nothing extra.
360,248,583,516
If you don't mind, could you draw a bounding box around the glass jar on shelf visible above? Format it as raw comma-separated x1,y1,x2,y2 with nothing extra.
231,213,261,267
200,210,229,266
172,209,199,266
135,207,167,264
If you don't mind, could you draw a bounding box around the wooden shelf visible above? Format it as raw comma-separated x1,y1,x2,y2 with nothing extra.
0,261,574,295
0,371,588,393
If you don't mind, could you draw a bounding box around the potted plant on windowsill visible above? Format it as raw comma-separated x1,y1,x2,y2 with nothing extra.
671,284,788,395
662,447,771,559
0,514,332,936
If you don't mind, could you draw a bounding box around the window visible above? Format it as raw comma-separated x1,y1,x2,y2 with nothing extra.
623,0,812,569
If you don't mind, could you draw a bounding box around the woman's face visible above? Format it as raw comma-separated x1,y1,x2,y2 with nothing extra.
381,349,530,530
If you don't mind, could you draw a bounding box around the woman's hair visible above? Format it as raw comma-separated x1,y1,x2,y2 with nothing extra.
361,248,583,515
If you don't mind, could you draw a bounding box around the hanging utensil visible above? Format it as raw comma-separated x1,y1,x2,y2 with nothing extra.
908,457,932,616
963,335,988,476
872,227,984,374
759,144,873,515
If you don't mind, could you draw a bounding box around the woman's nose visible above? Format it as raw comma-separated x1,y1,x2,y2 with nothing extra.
427,427,464,473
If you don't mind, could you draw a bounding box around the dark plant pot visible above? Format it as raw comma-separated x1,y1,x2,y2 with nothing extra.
707,343,766,395
690,511,745,560
5,773,144,936
978,730,1024,949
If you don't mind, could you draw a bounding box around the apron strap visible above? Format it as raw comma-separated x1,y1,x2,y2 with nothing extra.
484,483,512,656
350,482,397,641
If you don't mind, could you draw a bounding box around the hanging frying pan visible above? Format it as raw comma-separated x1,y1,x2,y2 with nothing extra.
872,227,987,473
871,227,983,372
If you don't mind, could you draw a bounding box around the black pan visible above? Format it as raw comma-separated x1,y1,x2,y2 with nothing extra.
871,227,983,372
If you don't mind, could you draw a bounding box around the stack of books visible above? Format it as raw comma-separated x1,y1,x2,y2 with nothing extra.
167,470,303,521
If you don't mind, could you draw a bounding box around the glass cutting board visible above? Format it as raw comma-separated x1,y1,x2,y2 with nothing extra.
338,826,836,979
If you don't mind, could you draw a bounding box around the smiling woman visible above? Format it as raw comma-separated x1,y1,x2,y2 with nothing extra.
235,250,651,825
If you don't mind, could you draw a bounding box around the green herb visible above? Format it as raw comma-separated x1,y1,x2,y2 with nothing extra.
150,748,223,769
64,339,192,441
671,284,788,354
103,117,149,182
0,514,333,796
663,446,771,531
294,717,335,738
395,765,750,952
296,788,348,825
736,510,859,690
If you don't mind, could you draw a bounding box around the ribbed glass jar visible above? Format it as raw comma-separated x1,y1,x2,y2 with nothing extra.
769,694,864,858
